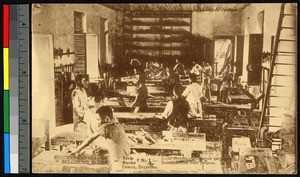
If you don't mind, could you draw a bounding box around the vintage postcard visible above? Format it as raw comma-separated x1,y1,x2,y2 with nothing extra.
31,3,297,174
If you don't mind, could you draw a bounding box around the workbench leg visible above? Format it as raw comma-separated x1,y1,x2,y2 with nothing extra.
221,123,230,166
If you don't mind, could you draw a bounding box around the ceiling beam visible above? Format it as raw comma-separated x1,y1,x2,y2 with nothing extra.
101,4,123,11
102,3,251,12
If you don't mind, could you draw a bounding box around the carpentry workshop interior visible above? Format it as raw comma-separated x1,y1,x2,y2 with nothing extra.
31,3,297,174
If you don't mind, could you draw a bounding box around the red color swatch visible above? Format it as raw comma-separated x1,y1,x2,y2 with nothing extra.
3,5,10,48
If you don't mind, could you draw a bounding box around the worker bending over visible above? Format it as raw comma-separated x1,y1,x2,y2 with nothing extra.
132,77,148,113
71,106,131,171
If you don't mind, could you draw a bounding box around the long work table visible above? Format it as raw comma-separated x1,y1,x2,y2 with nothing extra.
128,131,207,155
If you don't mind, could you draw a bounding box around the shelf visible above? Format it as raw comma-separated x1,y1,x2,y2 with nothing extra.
131,37,190,43
130,45,190,50
125,12,192,18
129,53,189,59
124,29,190,34
123,11,192,60
125,20,190,26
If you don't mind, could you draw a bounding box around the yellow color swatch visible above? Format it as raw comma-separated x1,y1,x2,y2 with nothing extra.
3,48,9,90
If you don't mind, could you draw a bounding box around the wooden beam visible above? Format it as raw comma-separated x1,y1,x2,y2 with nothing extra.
209,4,213,11
200,4,204,11
224,4,230,11
242,4,251,11
211,4,214,11
178,4,183,11
217,4,222,11
120,3,251,12
153,4,159,11
163,4,168,11
239,4,245,11
230,4,236,11
213,4,217,11
101,5,123,11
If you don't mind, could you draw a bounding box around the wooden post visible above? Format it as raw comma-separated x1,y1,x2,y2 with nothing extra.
44,119,50,151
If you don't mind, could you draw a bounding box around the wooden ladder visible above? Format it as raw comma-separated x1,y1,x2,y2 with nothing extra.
257,3,297,147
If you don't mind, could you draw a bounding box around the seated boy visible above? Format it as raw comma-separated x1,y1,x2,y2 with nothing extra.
156,84,190,133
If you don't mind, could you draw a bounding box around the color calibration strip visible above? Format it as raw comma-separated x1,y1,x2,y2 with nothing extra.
3,4,11,174
3,4,21,173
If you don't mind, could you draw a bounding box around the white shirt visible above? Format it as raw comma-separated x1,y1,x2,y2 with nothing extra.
191,64,202,76
72,87,88,117
182,83,203,104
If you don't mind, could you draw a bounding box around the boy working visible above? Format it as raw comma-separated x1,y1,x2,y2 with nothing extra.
156,84,190,132
71,106,131,164
132,77,148,113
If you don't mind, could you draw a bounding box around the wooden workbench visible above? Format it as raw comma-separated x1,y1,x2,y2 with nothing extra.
203,102,260,126
129,132,206,153
113,112,221,140
115,112,157,119
203,102,251,110
33,128,223,174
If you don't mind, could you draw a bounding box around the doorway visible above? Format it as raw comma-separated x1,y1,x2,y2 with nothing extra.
86,34,99,80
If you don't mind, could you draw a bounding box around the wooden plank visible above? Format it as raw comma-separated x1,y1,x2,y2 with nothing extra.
131,138,206,151
113,106,165,112
167,132,206,139
126,21,190,27
129,12,191,18
203,102,251,110
115,112,157,119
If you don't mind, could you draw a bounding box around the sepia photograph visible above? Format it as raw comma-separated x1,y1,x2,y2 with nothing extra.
31,3,297,174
